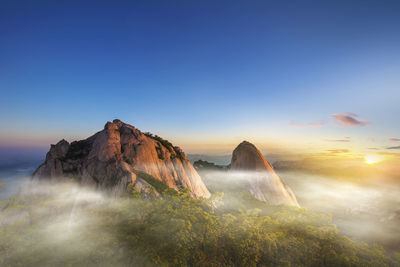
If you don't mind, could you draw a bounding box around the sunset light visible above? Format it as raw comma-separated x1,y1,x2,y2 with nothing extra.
364,154,384,165
1,1,400,266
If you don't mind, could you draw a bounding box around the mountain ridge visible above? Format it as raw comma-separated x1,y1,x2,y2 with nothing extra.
33,119,211,198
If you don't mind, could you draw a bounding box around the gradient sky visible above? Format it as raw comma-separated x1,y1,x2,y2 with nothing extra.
1,0,399,155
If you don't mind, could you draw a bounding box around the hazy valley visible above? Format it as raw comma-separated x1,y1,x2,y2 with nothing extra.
0,121,399,266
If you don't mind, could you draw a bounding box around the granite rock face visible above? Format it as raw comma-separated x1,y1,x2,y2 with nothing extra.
231,141,299,207
33,120,211,198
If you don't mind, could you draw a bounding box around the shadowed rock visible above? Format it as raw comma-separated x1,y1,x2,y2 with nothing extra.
33,119,210,198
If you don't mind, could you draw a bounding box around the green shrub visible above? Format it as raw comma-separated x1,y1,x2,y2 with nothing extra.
144,132,174,153
133,170,178,196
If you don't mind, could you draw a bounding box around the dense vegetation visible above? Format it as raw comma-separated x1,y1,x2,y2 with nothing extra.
144,132,174,153
0,179,399,267
132,170,179,195
144,132,185,162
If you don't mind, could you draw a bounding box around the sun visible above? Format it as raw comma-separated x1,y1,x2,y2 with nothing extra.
364,154,384,164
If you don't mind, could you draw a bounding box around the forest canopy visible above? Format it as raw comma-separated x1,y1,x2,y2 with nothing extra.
0,180,399,267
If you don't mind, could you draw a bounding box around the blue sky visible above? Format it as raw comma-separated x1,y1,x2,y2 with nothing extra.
1,0,399,154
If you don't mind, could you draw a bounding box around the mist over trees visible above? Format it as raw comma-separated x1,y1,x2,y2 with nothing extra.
1,179,399,267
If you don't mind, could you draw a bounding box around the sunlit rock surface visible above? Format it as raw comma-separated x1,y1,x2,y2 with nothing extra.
231,141,299,207
33,119,210,198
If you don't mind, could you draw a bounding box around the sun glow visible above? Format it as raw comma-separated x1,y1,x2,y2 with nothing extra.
364,154,384,165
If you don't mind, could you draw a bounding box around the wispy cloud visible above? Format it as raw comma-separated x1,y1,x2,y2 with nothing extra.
387,146,400,150
289,121,328,128
327,149,349,153
389,138,400,142
325,137,351,142
331,113,370,127
291,113,370,128
307,122,327,127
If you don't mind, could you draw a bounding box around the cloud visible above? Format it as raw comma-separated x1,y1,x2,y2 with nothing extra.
325,137,351,142
290,121,328,128
389,138,400,142
307,122,327,127
331,113,370,127
327,149,349,154
387,146,400,150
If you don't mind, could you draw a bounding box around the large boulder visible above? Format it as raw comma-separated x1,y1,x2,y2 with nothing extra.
231,141,299,207
33,119,211,199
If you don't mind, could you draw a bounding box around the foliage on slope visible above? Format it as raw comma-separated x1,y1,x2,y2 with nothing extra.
0,181,399,267
133,170,178,196
144,132,174,153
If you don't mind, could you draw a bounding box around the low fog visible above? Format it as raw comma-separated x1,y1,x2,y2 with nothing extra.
280,171,400,253
0,179,153,266
200,169,400,254
1,166,400,265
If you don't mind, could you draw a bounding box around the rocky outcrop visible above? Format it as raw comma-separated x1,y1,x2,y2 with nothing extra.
230,141,299,207
33,119,210,198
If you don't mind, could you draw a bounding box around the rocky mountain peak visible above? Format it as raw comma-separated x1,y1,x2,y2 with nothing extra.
231,141,299,207
33,120,210,198
231,140,275,171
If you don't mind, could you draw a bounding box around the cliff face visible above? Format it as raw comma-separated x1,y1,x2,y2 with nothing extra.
231,141,299,207
33,120,210,198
